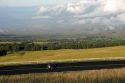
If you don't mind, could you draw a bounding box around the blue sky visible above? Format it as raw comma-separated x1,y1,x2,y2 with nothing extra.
0,0,43,7
0,0,78,7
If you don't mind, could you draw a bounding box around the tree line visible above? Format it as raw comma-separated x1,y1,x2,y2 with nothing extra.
1,37,125,56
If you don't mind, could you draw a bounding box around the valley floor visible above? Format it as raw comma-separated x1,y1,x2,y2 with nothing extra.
0,45,125,63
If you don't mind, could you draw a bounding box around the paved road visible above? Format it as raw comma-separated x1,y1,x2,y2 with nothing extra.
0,60,125,75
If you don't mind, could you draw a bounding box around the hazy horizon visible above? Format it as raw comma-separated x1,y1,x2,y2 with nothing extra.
0,0,125,36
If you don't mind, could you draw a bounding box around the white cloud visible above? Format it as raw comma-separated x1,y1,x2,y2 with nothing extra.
38,0,98,14
38,6,49,14
36,0,125,26
72,0,125,25
32,16,50,19
38,5,66,15
117,13,125,22
67,2,84,14
66,0,98,14
103,0,125,13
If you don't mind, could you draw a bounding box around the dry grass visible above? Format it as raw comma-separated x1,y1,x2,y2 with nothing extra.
0,42,14,44
0,45,125,62
0,68,125,83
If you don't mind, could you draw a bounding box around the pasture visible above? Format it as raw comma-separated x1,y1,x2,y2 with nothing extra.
0,45,125,63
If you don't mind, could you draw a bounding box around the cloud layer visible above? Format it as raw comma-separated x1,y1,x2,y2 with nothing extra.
36,0,125,27
1,0,125,35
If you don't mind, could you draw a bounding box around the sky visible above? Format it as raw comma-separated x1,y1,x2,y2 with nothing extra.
0,0,125,35
0,0,78,6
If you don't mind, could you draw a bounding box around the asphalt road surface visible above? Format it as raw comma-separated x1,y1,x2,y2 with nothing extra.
0,60,125,75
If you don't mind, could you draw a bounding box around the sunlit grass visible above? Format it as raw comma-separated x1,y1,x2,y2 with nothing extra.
0,45,125,63
0,42,14,44
0,68,125,83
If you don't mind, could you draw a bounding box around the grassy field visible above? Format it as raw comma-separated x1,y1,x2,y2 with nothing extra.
0,45,125,63
0,42,21,44
0,42,15,44
0,68,125,83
